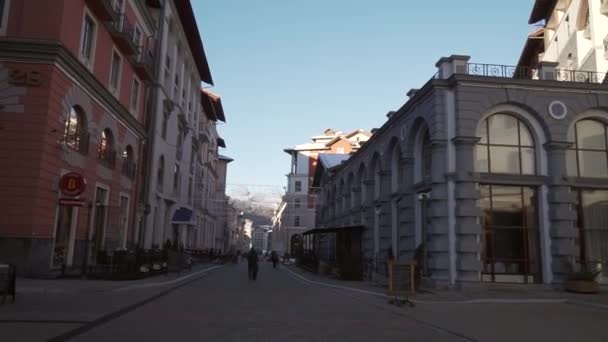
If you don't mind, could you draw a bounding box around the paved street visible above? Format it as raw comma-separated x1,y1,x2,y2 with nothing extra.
1,262,607,341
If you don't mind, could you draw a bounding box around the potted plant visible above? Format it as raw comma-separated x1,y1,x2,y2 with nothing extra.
565,269,601,294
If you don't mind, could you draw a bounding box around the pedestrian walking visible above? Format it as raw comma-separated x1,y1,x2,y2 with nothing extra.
271,251,279,269
247,247,259,281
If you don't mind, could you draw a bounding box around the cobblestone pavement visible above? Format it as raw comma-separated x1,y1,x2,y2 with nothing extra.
1,262,607,341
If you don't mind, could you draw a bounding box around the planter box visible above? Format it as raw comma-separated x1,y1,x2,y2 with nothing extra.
565,280,600,294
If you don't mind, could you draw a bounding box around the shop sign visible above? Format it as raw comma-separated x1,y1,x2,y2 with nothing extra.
58,172,86,197
58,198,85,207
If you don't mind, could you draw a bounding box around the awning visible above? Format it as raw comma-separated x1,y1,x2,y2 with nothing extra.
303,225,364,235
217,137,226,148
172,207,193,223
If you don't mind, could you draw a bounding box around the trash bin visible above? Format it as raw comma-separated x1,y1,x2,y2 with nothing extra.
0,263,16,304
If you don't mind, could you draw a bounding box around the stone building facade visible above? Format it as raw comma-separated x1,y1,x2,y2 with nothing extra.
315,55,608,287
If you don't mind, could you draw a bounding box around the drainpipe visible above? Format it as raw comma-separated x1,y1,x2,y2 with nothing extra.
139,0,167,248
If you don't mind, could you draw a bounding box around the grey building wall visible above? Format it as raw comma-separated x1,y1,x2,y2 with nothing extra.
315,55,608,287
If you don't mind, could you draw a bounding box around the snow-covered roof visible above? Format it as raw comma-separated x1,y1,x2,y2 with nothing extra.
318,153,351,169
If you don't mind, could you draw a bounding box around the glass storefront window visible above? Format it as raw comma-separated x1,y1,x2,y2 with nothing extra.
480,184,540,283
575,189,608,279
52,206,73,268
475,114,535,175
568,119,608,178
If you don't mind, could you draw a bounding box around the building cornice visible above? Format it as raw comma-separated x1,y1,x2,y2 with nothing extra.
0,39,147,138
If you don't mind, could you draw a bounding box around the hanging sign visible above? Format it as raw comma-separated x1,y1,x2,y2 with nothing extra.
58,172,86,197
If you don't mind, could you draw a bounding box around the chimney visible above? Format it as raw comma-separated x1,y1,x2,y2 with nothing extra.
386,111,397,118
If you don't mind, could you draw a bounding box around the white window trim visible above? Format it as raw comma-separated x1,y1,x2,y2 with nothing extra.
79,9,98,71
119,193,130,249
0,0,11,35
109,48,123,96
130,77,141,114
89,183,111,248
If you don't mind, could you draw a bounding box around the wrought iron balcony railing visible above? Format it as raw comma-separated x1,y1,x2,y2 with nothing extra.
464,63,606,84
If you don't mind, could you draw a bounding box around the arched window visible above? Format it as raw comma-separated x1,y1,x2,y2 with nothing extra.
567,119,608,178
391,144,402,192
373,157,381,200
420,129,432,179
63,106,88,154
98,128,116,168
475,114,535,175
157,156,165,191
122,145,135,179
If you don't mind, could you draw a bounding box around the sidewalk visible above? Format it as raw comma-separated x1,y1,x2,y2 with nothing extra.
283,264,608,309
13,262,214,295
0,263,223,323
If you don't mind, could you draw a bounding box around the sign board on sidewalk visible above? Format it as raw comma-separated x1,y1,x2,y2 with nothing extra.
387,261,417,296
59,198,86,207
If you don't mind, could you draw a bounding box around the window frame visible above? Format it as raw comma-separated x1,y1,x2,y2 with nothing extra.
79,10,97,70
109,48,123,96
476,114,536,175
294,215,301,227
130,77,141,114
0,0,10,35
63,106,88,154
567,119,608,178
295,180,302,192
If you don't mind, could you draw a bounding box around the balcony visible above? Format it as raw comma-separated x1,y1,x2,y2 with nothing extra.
108,14,138,55
85,0,117,21
465,62,606,84
132,45,155,81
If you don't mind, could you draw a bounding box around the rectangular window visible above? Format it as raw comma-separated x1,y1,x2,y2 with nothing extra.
119,196,130,248
294,198,301,208
81,14,96,65
161,113,168,139
337,147,345,154
0,0,8,32
295,180,302,192
173,164,180,195
133,25,142,49
130,79,140,113
110,51,122,94
294,216,301,227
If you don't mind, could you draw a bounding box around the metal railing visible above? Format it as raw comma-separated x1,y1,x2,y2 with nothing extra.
463,63,606,84
556,69,606,84
467,63,538,80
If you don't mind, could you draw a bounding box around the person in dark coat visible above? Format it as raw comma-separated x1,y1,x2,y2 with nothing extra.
247,248,259,281
271,251,279,269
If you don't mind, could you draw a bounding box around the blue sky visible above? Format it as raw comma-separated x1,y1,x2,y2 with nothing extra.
193,0,535,202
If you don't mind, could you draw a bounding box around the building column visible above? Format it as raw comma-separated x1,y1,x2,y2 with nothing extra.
426,139,451,285
452,137,482,284
545,141,577,284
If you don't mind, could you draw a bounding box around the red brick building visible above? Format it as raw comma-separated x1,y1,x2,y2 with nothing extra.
0,0,159,276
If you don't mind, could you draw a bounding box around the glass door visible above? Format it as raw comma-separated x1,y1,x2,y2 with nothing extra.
575,189,608,284
480,185,541,283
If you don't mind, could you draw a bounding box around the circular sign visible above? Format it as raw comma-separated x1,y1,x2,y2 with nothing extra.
549,101,568,120
59,172,86,197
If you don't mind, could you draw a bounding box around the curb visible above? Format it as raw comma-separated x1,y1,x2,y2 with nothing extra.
282,266,607,308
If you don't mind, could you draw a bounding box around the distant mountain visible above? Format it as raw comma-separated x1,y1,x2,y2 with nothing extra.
230,198,274,227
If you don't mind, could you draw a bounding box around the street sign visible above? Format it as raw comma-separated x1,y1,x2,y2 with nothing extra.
59,198,85,207
58,172,86,197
